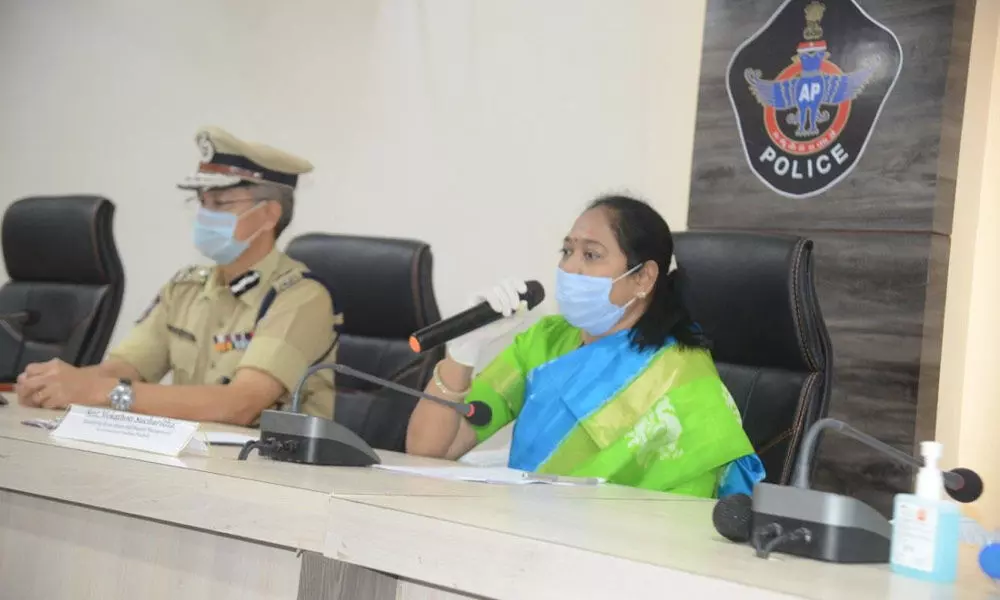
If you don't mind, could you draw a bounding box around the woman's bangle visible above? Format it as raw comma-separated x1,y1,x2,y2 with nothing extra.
433,361,470,396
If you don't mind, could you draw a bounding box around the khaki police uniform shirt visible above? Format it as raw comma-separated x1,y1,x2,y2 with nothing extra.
108,249,337,420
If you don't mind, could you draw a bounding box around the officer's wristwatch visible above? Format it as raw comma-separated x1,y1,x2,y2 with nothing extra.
108,378,134,412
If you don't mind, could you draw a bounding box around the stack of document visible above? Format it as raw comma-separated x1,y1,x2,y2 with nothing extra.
458,447,510,467
373,464,604,486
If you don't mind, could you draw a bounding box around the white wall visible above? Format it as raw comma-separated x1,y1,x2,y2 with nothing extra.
0,0,706,353
935,1,1000,529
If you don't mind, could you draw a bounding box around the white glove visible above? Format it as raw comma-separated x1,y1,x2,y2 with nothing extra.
447,279,529,367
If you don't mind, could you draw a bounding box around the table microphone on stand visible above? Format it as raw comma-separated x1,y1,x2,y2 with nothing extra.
240,353,494,466
712,418,983,563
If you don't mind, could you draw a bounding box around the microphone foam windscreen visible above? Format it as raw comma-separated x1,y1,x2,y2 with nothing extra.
466,401,493,427
524,280,545,308
712,493,753,543
946,467,984,504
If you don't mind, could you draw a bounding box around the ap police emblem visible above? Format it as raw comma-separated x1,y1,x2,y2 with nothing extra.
727,0,902,198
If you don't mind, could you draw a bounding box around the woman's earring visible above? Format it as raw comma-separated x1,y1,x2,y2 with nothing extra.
637,290,648,299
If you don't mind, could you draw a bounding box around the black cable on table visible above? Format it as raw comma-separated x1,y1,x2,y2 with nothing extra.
238,438,280,461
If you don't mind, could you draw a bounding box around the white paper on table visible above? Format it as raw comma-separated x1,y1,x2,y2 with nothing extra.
180,432,256,455
458,447,511,468
184,434,210,456
51,405,199,457
201,431,257,446
373,464,604,486
34,411,254,456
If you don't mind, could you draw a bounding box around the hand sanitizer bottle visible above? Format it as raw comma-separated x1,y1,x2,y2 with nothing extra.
889,441,961,583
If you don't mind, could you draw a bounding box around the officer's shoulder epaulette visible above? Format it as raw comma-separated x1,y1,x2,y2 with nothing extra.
272,268,308,293
170,265,212,285
255,269,343,328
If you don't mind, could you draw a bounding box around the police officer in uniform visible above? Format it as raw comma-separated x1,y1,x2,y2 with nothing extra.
16,127,338,424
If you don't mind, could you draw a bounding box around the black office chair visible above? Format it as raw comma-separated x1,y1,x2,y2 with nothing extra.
673,232,833,484
0,196,125,382
285,233,444,452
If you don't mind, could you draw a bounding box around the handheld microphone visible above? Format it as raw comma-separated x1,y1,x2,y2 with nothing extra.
408,280,545,353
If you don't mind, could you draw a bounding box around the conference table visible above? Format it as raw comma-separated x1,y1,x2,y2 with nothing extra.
0,400,994,600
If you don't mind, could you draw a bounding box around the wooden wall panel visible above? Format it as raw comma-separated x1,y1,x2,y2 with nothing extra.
691,0,955,232
688,0,968,511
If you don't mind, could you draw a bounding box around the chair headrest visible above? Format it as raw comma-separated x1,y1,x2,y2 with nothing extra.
673,231,826,373
285,233,441,339
2,196,118,285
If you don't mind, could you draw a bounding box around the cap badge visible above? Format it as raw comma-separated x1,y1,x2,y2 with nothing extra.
197,133,215,163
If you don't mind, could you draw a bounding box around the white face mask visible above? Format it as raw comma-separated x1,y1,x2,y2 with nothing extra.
555,264,642,335
192,202,265,264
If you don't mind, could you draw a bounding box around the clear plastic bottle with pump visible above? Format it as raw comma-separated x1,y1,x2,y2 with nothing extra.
889,441,962,582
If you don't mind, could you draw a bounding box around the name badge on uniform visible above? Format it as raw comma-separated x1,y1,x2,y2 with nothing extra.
167,325,196,342
213,331,254,353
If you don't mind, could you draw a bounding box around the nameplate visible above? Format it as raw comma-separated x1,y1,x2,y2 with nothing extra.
51,405,200,457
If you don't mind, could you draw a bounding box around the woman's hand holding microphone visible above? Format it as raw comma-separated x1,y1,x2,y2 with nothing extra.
447,279,530,366
433,279,531,397
411,278,542,457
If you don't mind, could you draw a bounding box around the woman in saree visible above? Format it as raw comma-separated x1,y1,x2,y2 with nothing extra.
406,195,764,497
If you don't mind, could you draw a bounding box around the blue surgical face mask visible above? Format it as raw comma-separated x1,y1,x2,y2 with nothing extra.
555,264,642,336
193,204,263,265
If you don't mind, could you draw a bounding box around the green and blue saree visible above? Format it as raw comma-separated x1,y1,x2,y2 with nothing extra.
465,315,764,498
